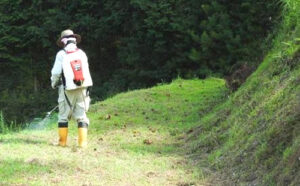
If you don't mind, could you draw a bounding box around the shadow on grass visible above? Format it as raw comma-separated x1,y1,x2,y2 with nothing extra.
120,142,180,155
0,137,46,145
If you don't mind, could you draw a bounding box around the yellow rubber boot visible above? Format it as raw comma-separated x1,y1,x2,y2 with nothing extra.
78,128,88,147
58,128,68,147
78,122,88,147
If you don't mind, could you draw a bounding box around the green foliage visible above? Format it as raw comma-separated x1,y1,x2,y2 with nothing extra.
188,0,281,75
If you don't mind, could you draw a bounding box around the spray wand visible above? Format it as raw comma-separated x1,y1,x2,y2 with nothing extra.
46,105,59,118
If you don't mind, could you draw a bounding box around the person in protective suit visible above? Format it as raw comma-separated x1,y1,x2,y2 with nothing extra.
51,29,93,147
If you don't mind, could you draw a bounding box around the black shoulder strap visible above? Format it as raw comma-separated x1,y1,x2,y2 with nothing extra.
64,90,72,109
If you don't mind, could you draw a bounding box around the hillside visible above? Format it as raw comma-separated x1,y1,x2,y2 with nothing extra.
186,1,300,185
0,78,228,185
187,52,299,185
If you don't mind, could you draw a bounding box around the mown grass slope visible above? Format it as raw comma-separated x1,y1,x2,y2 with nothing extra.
186,1,300,185
0,78,228,185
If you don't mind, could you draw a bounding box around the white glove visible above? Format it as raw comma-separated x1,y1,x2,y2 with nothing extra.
51,74,61,89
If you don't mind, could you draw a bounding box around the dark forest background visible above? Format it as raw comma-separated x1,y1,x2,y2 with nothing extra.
0,0,281,124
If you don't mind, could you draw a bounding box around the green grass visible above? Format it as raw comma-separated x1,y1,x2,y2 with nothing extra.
0,78,228,185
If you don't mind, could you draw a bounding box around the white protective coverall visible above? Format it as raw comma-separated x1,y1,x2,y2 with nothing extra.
51,43,93,124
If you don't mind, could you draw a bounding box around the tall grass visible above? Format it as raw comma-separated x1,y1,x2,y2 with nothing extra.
0,111,24,134
281,0,300,40
282,0,300,26
0,111,8,134
255,0,299,74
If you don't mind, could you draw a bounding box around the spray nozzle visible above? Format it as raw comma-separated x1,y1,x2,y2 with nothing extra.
45,105,58,118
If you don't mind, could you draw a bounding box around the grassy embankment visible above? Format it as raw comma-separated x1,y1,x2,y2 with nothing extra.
186,0,300,185
0,78,228,185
